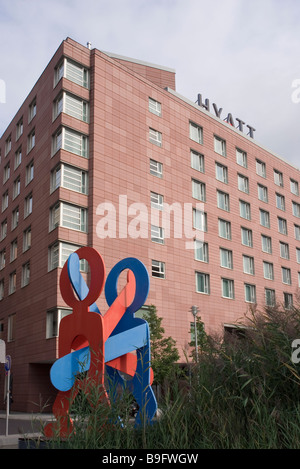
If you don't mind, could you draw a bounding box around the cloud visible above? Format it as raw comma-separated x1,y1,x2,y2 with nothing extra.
0,0,300,167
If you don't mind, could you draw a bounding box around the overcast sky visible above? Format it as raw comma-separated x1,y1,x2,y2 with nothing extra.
0,0,300,167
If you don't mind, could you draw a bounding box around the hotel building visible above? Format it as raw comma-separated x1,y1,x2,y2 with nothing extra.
0,37,300,411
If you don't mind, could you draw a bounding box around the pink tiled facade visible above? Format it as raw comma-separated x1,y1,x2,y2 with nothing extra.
0,37,300,411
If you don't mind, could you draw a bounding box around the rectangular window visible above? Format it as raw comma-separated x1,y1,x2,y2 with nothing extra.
46,308,72,338
149,128,162,147
261,235,272,253
15,147,22,169
276,193,285,211
65,58,89,88
263,261,274,280
2,191,8,212
295,224,300,240
236,148,247,168
214,136,226,156
296,247,300,263
28,98,36,122
27,129,35,153
258,184,268,202
280,241,289,259
292,201,300,218
278,217,288,235
23,226,31,252
192,179,206,201
241,227,253,247
21,262,30,287
284,292,293,309
222,278,234,299
215,162,228,183
8,313,16,341
50,202,87,232
51,164,88,195
0,280,4,301
24,193,33,217
150,159,163,178
48,242,87,271
265,288,276,307
10,239,17,262
256,159,266,178
290,179,299,196
217,190,230,211
151,260,165,279
9,272,16,295
282,267,291,285
54,92,89,122
151,192,163,210
196,272,210,294
189,122,203,144
238,174,249,193
245,284,256,303
219,218,231,240
11,207,19,230
13,177,20,200
53,127,88,158
0,250,5,270
220,248,233,269
149,97,161,116
16,118,23,140
151,225,164,244
0,220,7,240
3,163,10,184
260,209,270,228
243,255,255,275
239,200,251,220
5,135,11,156
191,150,204,172
195,240,208,263
26,160,34,185
274,169,283,187
193,208,207,232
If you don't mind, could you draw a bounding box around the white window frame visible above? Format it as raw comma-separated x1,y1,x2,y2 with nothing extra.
149,128,162,147
196,272,210,294
149,97,161,116
220,248,233,269
263,261,274,280
191,150,204,172
219,218,231,240
151,225,164,244
243,255,255,275
195,240,208,263
236,148,247,168
214,135,226,156
151,260,165,279
261,235,272,254
192,179,206,201
217,190,230,212
150,159,163,178
189,122,203,144
245,284,256,303
151,192,163,210
215,162,228,183
241,227,253,247
239,200,251,220
222,278,234,299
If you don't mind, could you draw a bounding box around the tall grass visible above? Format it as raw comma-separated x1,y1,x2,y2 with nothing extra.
47,304,300,449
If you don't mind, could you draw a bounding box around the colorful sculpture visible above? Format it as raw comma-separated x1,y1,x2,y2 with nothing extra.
44,247,157,437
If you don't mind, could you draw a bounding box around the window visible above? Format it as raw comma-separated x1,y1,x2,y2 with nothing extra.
238,174,249,193
260,209,270,228
276,193,285,211
0,220,7,240
11,207,19,230
196,272,210,294
3,163,10,184
243,255,255,275
222,278,234,299
28,98,36,122
292,201,300,218
22,262,30,287
278,217,287,235
48,242,87,271
241,227,253,247
236,148,247,168
217,190,230,211
245,284,256,303
2,191,8,212
280,241,289,260
26,160,34,185
46,308,72,338
189,122,203,144
258,184,268,202
150,159,163,178
0,280,4,301
15,147,22,169
149,97,161,116
50,202,87,232
274,169,283,187
263,261,274,280
27,129,35,153
191,150,204,172
239,200,251,220
8,313,16,341
256,159,266,178
24,193,33,218
284,292,293,310
149,128,162,147
16,118,23,140
219,218,231,240
0,250,5,270
52,127,88,158
282,267,291,285
13,177,20,200
51,164,88,194
290,179,299,196
296,247,300,264
192,179,206,201
65,59,89,88
214,136,226,156
23,227,31,252
265,288,276,307
10,239,17,262
215,162,228,183
151,225,164,244
193,208,207,232
151,192,163,210
220,248,233,269
54,92,89,122
195,240,208,263
9,272,16,295
261,235,272,254
5,135,11,156
295,224,300,241
151,260,165,279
